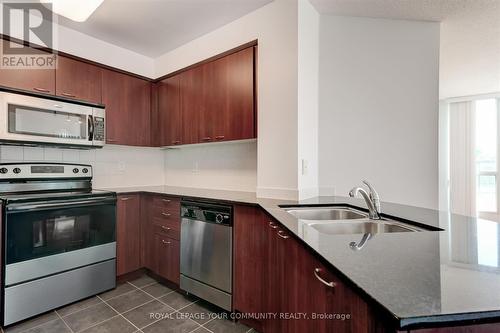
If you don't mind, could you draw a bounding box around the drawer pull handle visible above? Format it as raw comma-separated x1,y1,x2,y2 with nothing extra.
313,268,336,288
269,221,278,229
33,87,50,93
162,199,171,203
172,140,181,145
120,197,131,201
161,226,170,231
215,135,225,140
162,240,170,245
161,212,171,217
277,230,289,239
107,139,117,142
201,137,212,142
61,92,76,98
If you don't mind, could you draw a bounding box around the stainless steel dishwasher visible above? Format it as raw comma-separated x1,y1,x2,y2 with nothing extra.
180,200,232,311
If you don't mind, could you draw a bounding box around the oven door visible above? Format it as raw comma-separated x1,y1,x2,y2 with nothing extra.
4,196,116,286
0,92,94,147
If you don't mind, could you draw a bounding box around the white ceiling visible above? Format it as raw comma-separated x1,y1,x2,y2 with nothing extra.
52,0,272,58
310,0,498,22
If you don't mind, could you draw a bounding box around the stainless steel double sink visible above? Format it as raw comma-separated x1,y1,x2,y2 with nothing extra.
283,206,423,235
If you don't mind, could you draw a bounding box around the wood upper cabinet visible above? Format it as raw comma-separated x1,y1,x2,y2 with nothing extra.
102,69,151,146
200,47,255,143
158,76,182,146
0,40,55,94
180,66,202,145
56,56,102,104
157,45,255,147
212,47,255,142
116,194,141,276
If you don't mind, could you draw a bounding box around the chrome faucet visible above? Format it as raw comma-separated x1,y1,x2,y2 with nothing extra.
349,180,381,219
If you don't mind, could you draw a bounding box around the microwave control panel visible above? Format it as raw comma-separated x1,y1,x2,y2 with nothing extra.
93,117,105,141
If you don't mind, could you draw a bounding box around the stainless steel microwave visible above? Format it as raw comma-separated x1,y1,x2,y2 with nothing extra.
0,92,105,148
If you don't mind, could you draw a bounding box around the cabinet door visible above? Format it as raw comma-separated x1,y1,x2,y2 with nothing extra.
56,56,101,104
0,40,55,94
158,75,182,146
233,206,267,318
117,195,141,276
126,74,151,146
180,67,201,144
155,234,180,284
209,47,255,142
102,69,151,146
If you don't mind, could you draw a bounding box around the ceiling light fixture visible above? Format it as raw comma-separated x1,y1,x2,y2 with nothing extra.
41,0,104,22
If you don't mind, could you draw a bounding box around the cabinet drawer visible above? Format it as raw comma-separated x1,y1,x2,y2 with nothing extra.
151,205,180,222
151,196,180,209
153,218,180,240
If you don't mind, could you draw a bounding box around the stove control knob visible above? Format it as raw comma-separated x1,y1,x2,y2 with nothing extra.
13,168,21,174
0,167,8,174
73,168,79,174
82,168,89,174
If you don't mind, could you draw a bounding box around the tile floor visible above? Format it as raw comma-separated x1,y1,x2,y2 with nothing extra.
1,274,253,333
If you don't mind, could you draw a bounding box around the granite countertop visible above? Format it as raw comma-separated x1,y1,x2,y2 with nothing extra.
98,185,500,329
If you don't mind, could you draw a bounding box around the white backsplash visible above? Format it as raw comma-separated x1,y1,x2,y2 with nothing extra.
0,145,165,189
164,140,257,193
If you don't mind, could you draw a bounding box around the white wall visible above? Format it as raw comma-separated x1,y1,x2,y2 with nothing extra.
0,145,164,188
164,141,257,192
318,16,440,209
439,3,500,99
0,10,154,77
155,0,299,199
297,0,320,199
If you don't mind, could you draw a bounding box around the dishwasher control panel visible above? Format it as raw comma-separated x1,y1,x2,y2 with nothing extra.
181,200,232,226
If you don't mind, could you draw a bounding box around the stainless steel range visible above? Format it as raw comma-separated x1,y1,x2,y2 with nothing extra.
0,163,116,326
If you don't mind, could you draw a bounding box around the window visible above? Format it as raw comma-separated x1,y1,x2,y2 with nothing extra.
475,98,500,220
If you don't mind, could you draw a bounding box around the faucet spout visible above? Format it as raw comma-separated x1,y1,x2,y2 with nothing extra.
349,184,381,219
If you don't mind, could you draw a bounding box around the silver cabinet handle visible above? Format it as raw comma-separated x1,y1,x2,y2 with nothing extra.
201,137,212,142
120,197,131,201
33,87,50,93
269,221,278,229
61,92,76,98
162,240,170,245
314,268,336,288
107,139,117,142
277,230,289,239
161,226,170,231
162,199,171,203
215,135,225,140
161,212,171,217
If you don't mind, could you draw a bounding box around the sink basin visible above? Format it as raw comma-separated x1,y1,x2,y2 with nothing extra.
309,220,421,235
284,206,366,220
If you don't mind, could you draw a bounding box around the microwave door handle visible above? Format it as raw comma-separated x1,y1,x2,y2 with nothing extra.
7,197,116,212
88,115,94,141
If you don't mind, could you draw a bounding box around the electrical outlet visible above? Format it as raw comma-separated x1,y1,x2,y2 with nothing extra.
192,161,199,173
118,162,126,172
301,159,308,175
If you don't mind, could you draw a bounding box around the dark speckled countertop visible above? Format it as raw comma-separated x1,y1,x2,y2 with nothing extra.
99,185,500,329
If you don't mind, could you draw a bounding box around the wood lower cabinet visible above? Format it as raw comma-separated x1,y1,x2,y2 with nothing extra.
56,56,102,104
102,69,151,146
234,205,390,333
140,194,181,284
154,234,180,284
0,40,55,95
116,194,141,276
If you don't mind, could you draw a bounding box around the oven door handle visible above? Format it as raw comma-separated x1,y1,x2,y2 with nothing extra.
6,196,116,212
